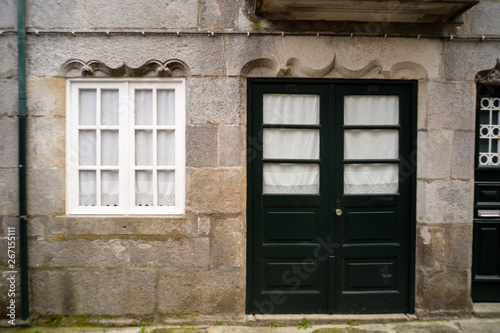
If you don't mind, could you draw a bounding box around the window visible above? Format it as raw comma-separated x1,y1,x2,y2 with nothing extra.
66,80,185,214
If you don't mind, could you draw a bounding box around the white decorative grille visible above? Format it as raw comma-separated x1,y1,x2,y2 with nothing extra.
479,98,500,166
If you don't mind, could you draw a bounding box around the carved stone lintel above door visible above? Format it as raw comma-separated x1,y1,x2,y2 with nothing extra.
476,60,500,84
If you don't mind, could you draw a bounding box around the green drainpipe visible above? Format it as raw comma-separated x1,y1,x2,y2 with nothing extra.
17,0,29,321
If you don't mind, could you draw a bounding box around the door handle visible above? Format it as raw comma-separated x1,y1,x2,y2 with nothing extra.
335,209,343,216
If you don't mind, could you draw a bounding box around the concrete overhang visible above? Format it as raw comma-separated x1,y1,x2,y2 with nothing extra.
248,0,479,23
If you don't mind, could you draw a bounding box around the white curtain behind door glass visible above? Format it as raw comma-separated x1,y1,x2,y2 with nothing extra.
344,95,398,125
263,129,319,159
344,130,398,160
344,164,398,194
343,95,399,194
264,164,319,194
263,94,319,124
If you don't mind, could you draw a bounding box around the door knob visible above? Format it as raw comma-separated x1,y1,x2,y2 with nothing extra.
335,209,343,216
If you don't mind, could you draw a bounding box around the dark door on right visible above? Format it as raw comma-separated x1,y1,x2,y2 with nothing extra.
473,84,500,302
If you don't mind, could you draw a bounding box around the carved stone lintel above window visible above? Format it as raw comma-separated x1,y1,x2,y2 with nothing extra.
476,60,500,84
59,59,190,78
247,0,478,23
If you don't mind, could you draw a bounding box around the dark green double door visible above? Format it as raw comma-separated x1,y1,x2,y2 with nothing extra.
247,80,416,314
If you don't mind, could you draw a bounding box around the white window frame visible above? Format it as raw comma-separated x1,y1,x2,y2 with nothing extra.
66,79,186,215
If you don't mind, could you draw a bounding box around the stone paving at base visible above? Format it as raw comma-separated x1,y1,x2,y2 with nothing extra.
2,318,500,333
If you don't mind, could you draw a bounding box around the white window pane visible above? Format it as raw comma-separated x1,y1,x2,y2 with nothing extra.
135,90,153,125
263,163,319,194
101,131,119,166
101,89,119,126
79,130,96,166
344,96,399,125
157,130,175,166
344,130,398,160
158,171,175,206
79,89,96,125
136,171,153,206
344,164,398,194
264,94,319,125
101,171,119,206
79,171,96,206
135,130,153,166
263,129,319,159
158,89,175,126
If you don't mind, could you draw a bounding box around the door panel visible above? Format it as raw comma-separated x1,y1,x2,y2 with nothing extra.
248,80,416,314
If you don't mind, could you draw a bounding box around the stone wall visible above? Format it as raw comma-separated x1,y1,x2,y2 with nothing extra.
1,0,500,324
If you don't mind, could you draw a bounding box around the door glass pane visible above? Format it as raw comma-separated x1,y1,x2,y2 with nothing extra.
157,89,175,126
263,129,319,159
136,171,153,206
157,130,175,166
79,130,96,166
263,163,319,194
158,171,175,206
344,164,398,194
79,89,96,125
135,90,153,125
101,89,119,126
79,170,96,206
479,98,500,166
101,131,119,166
264,94,319,125
344,130,398,160
344,96,398,125
135,130,153,166
101,171,119,206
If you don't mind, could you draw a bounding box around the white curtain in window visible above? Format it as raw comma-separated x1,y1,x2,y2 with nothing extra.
158,171,175,206
79,171,96,206
134,90,176,206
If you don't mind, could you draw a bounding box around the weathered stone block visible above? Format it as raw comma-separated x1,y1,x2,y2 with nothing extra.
451,131,475,180
186,78,245,124
27,77,66,117
31,269,155,315
27,0,85,29
416,223,473,271
26,168,65,215
200,0,239,30
28,35,224,77
29,237,210,269
0,36,17,78
0,80,18,116
186,125,218,167
426,81,476,131
158,270,245,314
85,0,198,29
49,215,197,236
0,116,18,168
471,1,500,36
218,125,246,167
417,80,429,130
0,216,17,237
29,116,65,169
186,167,246,214
417,180,474,223
0,168,18,216
0,268,21,320
415,268,472,312
417,130,453,180
444,42,500,81
0,0,17,29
